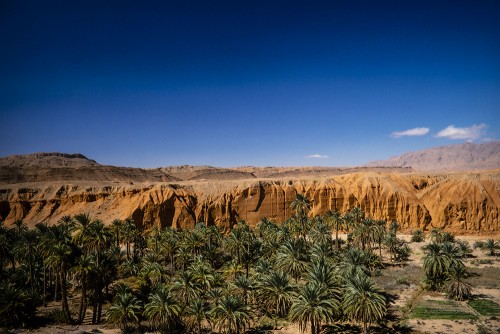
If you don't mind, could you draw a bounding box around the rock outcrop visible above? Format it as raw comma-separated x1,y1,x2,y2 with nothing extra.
1,171,498,234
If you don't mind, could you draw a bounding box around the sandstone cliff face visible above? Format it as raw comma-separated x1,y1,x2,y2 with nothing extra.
0,171,498,234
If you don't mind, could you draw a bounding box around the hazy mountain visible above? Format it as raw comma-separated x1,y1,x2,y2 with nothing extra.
365,142,500,171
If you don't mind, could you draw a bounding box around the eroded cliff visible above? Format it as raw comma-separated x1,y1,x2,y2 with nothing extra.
1,171,498,234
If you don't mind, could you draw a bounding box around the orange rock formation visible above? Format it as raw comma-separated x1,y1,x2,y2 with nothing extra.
1,171,498,234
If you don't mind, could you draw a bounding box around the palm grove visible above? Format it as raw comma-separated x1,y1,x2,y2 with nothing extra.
1,194,495,333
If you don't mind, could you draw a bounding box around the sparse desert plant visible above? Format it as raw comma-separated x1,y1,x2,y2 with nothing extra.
441,232,455,243
396,277,411,287
472,240,484,250
394,243,412,263
411,229,425,243
480,239,499,256
456,240,473,258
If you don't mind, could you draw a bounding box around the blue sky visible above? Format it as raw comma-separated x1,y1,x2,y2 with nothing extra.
1,1,499,167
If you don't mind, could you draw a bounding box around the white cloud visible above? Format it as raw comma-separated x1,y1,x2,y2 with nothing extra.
391,127,430,138
305,154,329,158
436,124,487,140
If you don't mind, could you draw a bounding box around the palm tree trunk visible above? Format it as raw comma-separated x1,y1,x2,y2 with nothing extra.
28,248,34,293
335,223,339,251
54,269,59,302
92,301,97,324
77,277,86,323
43,264,47,306
60,270,74,324
97,290,103,323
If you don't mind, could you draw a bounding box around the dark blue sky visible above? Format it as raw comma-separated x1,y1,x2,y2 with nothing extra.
1,1,499,167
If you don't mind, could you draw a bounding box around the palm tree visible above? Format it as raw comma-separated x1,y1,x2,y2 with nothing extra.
343,273,387,334
172,270,201,306
106,291,141,333
161,228,180,273
309,241,334,263
256,270,295,318
275,238,309,283
456,240,473,258
429,228,443,244
73,213,91,248
111,219,123,249
0,283,37,327
308,219,333,246
447,264,472,301
373,220,386,259
339,247,369,279
389,220,399,236
144,284,182,333
352,218,373,252
232,275,254,306
45,221,78,324
422,243,450,291
384,232,399,262
289,283,339,334
185,299,211,334
71,254,95,323
305,259,341,294
291,194,312,239
410,229,425,243
325,211,343,251
480,239,499,256
13,229,39,293
139,261,166,289
212,295,252,334
190,257,216,290
122,219,137,260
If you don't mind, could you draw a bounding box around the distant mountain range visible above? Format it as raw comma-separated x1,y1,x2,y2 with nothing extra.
365,141,500,171
0,145,498,234
0,141,498,185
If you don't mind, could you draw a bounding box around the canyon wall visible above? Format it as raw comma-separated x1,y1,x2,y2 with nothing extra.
1,171,498,234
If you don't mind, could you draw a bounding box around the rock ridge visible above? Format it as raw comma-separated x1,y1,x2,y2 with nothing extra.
0,171,498,234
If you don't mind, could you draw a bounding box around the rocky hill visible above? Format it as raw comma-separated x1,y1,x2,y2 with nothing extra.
0,151,498,234
365,141,500,171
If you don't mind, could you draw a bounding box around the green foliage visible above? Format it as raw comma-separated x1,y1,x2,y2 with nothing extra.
212,295,252,334
289,283,339,334
256,270,295,318
447,264,473,301
143,284,181,333
396,277,411,286
480,239,500,256
106,291,142,333
0,283,37,327
411,300,477,320
410,229,425,242
1,208,404,332
342,273,387,334
468,299,500,316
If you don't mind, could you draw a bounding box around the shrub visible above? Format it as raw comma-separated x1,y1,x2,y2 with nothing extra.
0,283,37,327
411,229,425,243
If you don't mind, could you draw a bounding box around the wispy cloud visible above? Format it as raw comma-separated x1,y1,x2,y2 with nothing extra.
305,154,329,158
391,127,430,138
436,124,487,140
